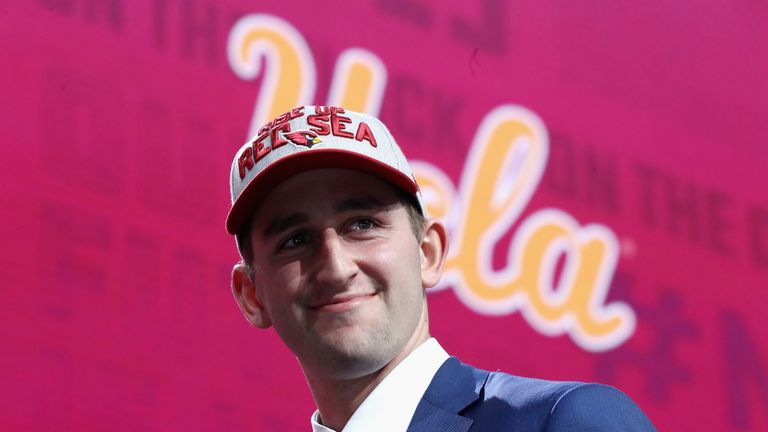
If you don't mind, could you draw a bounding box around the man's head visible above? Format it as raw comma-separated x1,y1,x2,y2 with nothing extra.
227,106,448,380
226,106,426,239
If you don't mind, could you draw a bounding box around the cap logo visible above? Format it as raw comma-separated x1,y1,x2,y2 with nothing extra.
284,130,321,147
237,106,379,180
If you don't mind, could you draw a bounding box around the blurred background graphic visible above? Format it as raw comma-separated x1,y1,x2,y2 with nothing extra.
1,1,766,430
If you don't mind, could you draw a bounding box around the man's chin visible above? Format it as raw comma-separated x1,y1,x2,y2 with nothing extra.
303,337,395,380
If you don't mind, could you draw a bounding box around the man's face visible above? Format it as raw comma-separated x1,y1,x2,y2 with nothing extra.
242,168,430,379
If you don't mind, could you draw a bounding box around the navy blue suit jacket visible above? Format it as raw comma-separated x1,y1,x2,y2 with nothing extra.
407,357,656,432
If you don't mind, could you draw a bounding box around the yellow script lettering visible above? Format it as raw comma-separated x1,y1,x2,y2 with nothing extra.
415,105,635,351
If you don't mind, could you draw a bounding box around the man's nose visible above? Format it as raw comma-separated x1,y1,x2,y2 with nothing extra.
314,228,358,286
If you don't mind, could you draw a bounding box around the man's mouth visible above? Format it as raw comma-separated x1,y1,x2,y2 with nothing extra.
307,293,377,312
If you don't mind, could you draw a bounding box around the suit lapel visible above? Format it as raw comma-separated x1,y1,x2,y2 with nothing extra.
406,398,474,432
406,357,489,432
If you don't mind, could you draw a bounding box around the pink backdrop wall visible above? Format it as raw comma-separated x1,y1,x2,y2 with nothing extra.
2,1,767,430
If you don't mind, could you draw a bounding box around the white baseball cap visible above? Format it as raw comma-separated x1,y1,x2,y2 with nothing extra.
226,106,425,236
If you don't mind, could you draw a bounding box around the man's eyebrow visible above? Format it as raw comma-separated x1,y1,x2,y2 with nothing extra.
262,213,309,238
335,196,392,213
260,196,394,238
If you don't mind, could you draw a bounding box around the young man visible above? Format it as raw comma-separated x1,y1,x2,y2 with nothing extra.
226,106,656,431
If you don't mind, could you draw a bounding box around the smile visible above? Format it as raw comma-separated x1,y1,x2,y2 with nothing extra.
307,293,377,313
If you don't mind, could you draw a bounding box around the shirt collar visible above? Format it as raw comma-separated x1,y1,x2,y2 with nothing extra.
311,338,449,432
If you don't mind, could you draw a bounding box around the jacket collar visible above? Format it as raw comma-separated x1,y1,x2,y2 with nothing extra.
406,357,489,432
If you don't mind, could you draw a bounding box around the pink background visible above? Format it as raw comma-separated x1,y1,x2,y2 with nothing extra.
2,1,767,430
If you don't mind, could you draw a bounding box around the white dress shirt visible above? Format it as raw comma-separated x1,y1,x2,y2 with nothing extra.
310,338,449,432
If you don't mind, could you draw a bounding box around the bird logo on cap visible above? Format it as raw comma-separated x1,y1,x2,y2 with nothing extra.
285,130,322,147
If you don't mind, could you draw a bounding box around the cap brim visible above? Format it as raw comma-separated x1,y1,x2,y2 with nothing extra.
225,149,420,235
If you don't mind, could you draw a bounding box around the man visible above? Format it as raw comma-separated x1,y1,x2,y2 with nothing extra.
226,106,656,431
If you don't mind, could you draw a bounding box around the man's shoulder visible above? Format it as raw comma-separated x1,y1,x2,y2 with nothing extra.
483,368,583,405
537,381,657,431
467,367,582,429
456,361,656,431
412,357,655,431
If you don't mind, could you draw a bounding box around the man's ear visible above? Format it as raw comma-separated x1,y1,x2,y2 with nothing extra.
231,262,272,329
419,218,449,288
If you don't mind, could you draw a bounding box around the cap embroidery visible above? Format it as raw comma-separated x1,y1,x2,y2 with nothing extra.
238,106,379,180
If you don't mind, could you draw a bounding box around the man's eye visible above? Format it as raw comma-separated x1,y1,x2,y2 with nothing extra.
279,232,311,250
349,218,376,231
